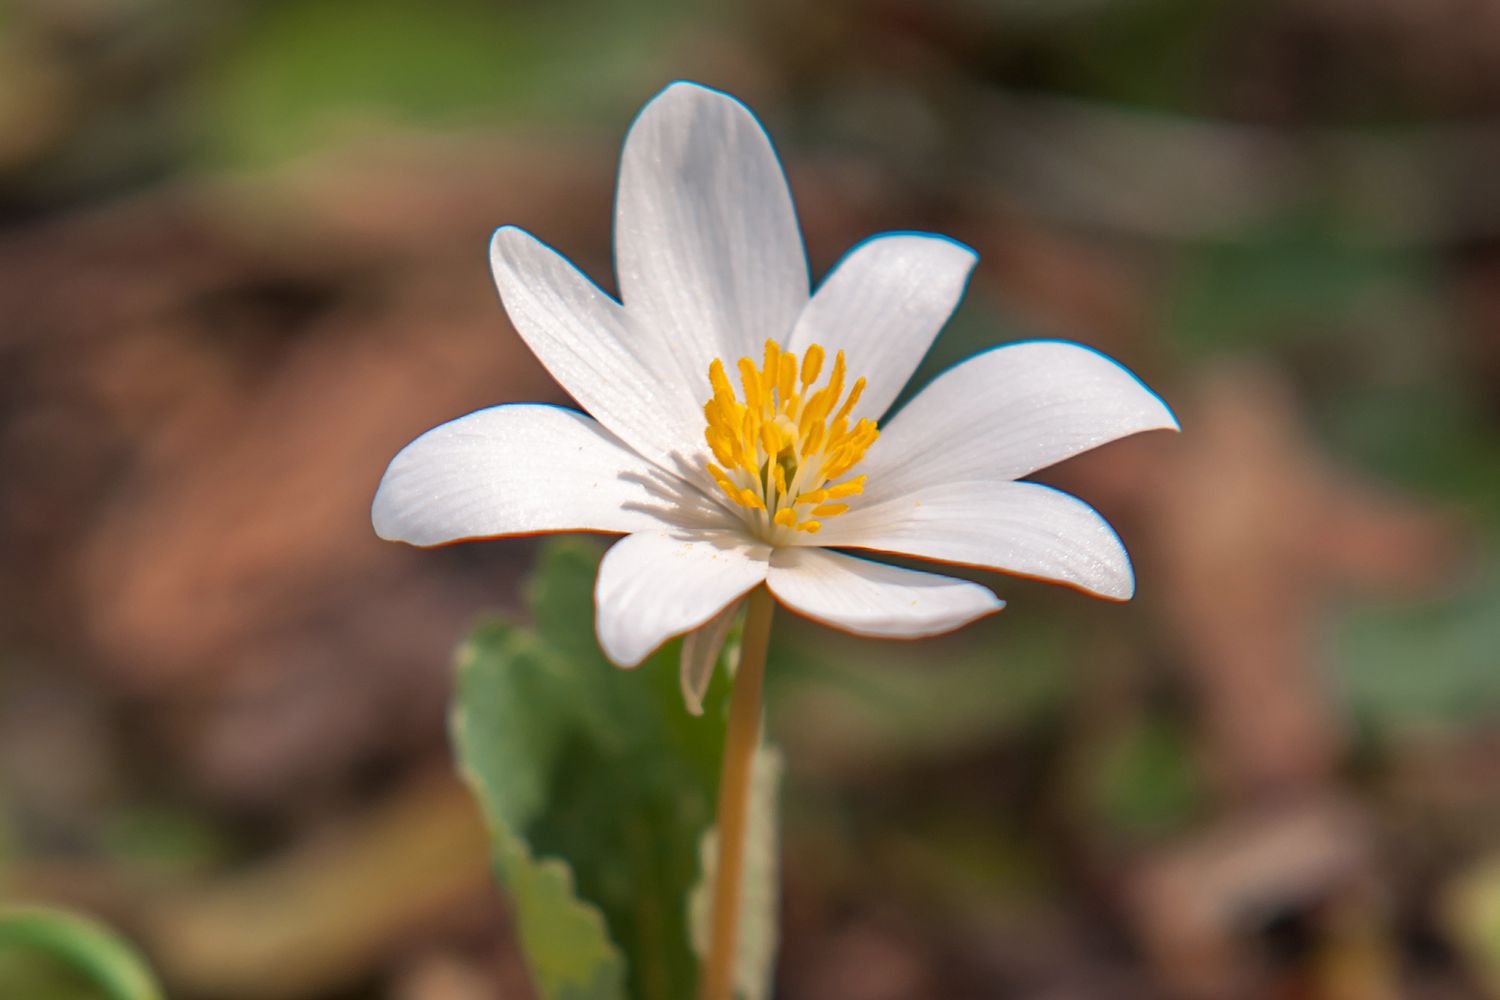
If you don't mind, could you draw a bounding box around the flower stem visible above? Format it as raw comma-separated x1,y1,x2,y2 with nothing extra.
700,584,775,1000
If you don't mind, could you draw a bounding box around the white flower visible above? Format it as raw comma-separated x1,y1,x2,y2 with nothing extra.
372,82,1177,711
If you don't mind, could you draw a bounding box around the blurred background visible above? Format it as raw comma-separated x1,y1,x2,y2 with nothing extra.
2,0,1499,997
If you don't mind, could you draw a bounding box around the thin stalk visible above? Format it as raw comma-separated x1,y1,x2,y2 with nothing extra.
699,584,775,1000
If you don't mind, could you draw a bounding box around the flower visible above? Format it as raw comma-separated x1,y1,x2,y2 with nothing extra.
372,81,1177,712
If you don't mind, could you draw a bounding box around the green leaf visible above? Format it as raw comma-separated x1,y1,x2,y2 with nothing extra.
0,906,165,1000
453,623,626,1000
1334,559,1500,732
453,538,741,1000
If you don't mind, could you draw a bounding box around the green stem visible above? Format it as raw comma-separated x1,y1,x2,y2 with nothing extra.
699,585,774,1000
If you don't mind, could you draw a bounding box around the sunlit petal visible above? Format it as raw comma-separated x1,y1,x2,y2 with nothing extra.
814,480,1134,599
859,340,1177,506
373,405,666,545
766,547,1002,639
615,82,809,380
786,233,976,421
596,531,769,668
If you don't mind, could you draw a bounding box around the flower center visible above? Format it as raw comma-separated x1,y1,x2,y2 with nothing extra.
703,339,878,542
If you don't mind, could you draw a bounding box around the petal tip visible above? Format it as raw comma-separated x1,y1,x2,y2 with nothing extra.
633,80,777,154
1133,378,1180,434
1029,338,1180,438
599,633,651,670
1159,403,1182,433
487,224,538,272
912,230,980,266
1096,566,1137,602
969,591,1007,625
650,79,742,111
488,223,523,252
369,469,418,545
594,593,653,668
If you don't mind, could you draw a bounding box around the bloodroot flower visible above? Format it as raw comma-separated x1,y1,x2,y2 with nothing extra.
372,82,1177,712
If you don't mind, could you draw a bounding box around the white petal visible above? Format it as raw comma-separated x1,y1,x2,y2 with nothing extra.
595,531,769,668
766,547,1002,639
860,340,1178,504
680,597,742,716
490,227,703,468
815,480,1135,599
787,233,977,420
615,82,809,374
373,405,667,545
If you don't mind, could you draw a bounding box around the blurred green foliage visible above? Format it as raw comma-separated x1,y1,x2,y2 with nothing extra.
1336,562,1500,732
1164,220,1427,360
1048,0,1230,111
454,539,777,1000
0,907,164,1000
1327,385,1500,534
196,0,720,167
99,806,231,878
1088,717,1202,837
770,606,1072,761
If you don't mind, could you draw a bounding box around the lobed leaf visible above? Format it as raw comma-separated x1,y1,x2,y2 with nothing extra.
453,538,775,1000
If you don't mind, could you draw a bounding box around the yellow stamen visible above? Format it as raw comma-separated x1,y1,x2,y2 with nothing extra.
777,354,796,402
709,359,736,408
760,421,780,456
825,351,846,407
801,344,823,386
737,358,762,407
762,339,780,380
828,476,866,498
832,376,865,425
702,339,878,540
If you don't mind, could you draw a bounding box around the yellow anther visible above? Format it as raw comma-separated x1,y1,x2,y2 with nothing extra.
801,389,834,432
803,421,825,457
762,339,780,379
740,409,760,467
827,476,866,498
777,353,796,401
801,344,824,386
738,357,762,406
703,340,879,536
760,420,781,455
825,351,846,406
709,359,736,407
706,432,735,468
832,376,865,424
